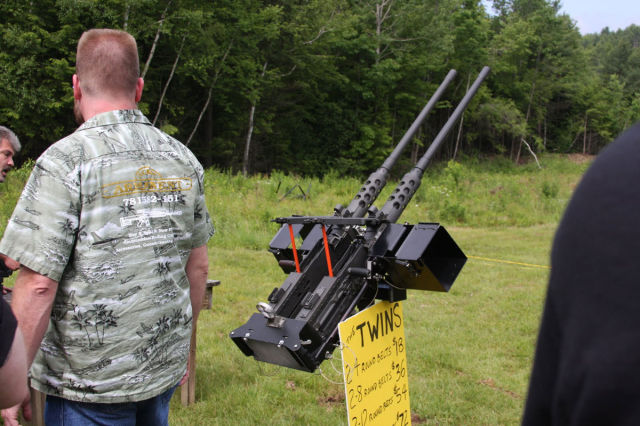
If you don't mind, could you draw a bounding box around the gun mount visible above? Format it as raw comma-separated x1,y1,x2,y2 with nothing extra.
230,67,490,372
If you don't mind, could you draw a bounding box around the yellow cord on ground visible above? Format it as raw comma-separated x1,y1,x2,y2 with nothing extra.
467,255,550,270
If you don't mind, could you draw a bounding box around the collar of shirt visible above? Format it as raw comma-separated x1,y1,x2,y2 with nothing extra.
75,110,151,132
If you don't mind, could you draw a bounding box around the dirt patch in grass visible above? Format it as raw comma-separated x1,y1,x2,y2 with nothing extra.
479,377,522,399
317,387,345,409
567,153,594,164
412,412,428,424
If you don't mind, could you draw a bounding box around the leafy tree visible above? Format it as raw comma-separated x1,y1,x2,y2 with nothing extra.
1,0,639,175
486,0,584,160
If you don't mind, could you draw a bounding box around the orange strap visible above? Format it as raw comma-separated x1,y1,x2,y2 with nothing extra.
321,225,334,277
288,224,301,273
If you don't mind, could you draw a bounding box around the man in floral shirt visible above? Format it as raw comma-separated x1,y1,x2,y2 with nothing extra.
0,29,214,425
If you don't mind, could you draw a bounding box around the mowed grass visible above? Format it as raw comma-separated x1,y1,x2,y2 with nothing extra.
173,225,552,425
0,154,588,424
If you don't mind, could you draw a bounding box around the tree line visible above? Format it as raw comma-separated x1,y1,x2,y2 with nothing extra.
1,0,638,176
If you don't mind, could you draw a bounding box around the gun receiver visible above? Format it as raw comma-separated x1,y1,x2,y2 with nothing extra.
230,67,490,372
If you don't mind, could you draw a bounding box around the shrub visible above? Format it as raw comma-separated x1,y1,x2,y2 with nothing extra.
541,181,559,199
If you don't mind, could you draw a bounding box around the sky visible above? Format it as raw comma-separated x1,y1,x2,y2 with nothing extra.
481,0,639,35
559,0,639,34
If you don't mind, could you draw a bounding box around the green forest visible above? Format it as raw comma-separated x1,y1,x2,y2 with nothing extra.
1,0,639,176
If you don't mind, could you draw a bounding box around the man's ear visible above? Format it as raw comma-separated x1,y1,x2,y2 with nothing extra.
135,78,144,103
72,74,81,100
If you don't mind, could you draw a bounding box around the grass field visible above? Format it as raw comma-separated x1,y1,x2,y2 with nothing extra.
0,154,590,425
171,225,553,425
166,154,587,425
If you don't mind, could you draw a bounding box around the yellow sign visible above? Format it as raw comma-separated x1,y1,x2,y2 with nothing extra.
339,301,411,426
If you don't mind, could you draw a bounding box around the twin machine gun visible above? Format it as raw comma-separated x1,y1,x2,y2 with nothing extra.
230,67,490,372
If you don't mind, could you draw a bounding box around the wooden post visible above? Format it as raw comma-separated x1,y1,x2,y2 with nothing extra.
180,279,219,406
22,385,46,426
181,324,198,406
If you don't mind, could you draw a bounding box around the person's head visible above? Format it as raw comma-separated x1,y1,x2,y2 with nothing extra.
73,29,144,123
0,126,20,183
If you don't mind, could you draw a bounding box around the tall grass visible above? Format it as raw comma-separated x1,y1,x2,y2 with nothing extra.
0,154,590,424
0,154,589,239
201,154,589,252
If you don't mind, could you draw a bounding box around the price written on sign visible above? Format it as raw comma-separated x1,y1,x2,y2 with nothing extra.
338,301,411,426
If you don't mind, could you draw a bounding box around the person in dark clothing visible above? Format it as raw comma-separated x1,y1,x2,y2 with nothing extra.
0,126,20,279
0,296,29,409
0,125,28,409
522,121,640,425
0,298,18,365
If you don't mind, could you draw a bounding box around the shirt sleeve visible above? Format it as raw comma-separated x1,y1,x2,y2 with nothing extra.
0,150,80,281
190,163,215,249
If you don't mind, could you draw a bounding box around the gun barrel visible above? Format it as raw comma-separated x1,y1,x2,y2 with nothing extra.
344,69,457,218
417,66,490,171
381,69,458,171
380,66,490,223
